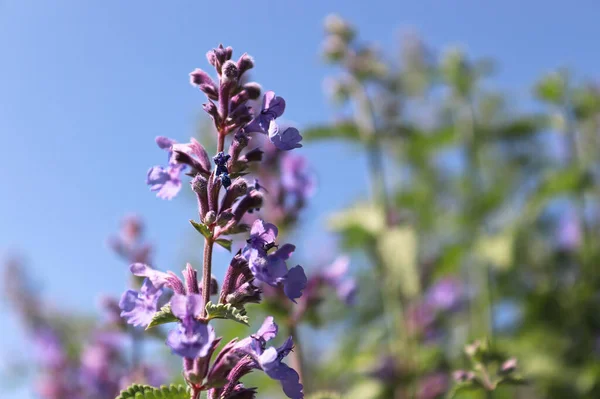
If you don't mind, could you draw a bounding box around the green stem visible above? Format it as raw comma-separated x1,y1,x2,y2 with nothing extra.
201,238,214,317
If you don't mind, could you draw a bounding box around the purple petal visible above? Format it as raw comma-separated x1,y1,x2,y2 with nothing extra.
166,322,215,359
130,263,169,288
250,219,279,243
283,265,307,303
170,294,204,320
337,279,357,305
277,336,294,358
119,280,162,327
156,136,176,149
263,91,286,118
268,122,303,151
256,316,278,342
273,244,296,261
262,359,303,399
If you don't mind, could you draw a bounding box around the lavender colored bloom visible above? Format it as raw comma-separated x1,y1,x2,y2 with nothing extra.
33,328,66,368
268,121,303,151
147,136,186,200
147,164,185,200
119,278,163,327
245,91,286,134
425,277,463,312
556,210,581,250
166,294,216,358
130,263,170,288
281,154,315,199
234,317,303,399
322,255,357,305
80,333,124,397
243,220,307,302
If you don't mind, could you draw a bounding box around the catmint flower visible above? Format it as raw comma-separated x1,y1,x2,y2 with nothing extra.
232,317,303,399
189,68,219,100
147,136,186,200
268,122,303,151
171,138,211,175
425,277,463,312
108,215,152,264
281,154,315,199
166,294,216,359
417,372,448,399
245,91,286,134
119,278,163,327
243,220,307,302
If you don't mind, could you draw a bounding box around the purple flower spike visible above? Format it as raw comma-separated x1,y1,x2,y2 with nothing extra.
166,294,216,359
268,122,303,151
119,279,163,327
245,91,286,134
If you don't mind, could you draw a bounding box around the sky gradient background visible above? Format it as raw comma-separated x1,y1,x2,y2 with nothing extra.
1,1,599,397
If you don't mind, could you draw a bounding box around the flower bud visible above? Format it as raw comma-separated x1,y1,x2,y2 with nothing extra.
324,14,355,41
233,190,263,222
203,101,221,127
226,281,262,307
221,60,239,83
322,35,347,62
189,68,218,100
452,370,475,383
500,358,518,374
183,263,200,295
243,82,261,100
191,175,209,219
203,210,217,225
221,179,248,211
236,53,254,76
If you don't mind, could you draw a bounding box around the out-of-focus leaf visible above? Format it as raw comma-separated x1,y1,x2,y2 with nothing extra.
303,122,362,142
328,203,385,249
476,231,514,270
534,72,566,104
572,85,600,120
343,379,384,399
146,304,178,330
306,391,342,399
488,115,546,139
526,166,593,219
377,226,420,298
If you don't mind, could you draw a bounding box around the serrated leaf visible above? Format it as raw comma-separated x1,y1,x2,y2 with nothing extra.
116,384,189,399
146,304,179,330
205,301,249,325
215,238,232,252
190,220,212,239
116,384,154,399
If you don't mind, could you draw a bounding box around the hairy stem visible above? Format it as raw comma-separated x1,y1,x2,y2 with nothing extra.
201,238,214,317
217,132,225,154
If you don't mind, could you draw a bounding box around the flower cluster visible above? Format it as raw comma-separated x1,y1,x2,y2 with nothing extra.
118,44,308,399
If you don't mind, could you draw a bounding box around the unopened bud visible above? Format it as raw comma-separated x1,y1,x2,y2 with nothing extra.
203,101,221,125
243,82,261,100
465,340,482,357
221,178,248,211
189,68,218,100
237,53,255,76
452,370,475,383
322,35,347,62
324,14,355,41
221,60,239,83
500,358,517,374
216,210,234,227
203,210,217,225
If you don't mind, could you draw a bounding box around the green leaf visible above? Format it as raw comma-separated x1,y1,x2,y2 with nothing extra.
205,301,249,325
146,304,179,330
215,238,232,252
534,71,566,104
116,384,188,399
303,122,362,142
190,220,212,239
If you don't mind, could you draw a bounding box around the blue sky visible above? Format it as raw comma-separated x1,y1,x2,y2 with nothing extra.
1,1,599,397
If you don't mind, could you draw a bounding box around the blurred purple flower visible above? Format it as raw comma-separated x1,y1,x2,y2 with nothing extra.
417,372,448,399
166,294,216,358
119,278,163,327
281,154,315,200
147,136,186,200
556,210,581,251
425,277,463,312
268,122,303,151
321,255,357,305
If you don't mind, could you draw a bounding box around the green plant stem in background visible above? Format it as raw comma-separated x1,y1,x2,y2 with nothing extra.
287,322,305,385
